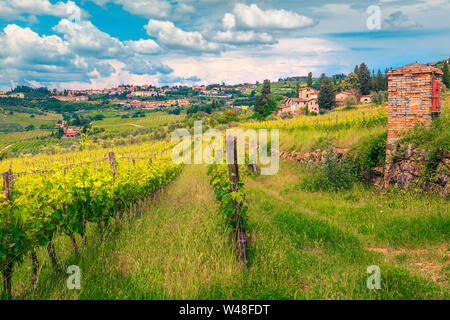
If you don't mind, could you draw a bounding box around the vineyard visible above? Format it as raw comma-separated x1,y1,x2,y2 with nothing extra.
0,140,181,298
0,102,448,300
240,105,387,130
91,113,185,133
0,130,52,151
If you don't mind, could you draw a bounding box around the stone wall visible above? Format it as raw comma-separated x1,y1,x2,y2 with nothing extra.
279,147,349,165
279,144,449,197
386,144,449,197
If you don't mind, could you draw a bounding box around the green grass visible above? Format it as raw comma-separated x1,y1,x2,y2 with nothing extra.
0,112,60,131
6,163,448,300
279,125,387,153
91,112,184,133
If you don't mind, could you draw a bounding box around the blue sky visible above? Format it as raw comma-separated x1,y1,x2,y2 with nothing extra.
0,0,449,90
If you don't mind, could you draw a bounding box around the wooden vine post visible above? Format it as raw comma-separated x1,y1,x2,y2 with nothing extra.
108,152,116,182
2,171,13,298
226,136,247,267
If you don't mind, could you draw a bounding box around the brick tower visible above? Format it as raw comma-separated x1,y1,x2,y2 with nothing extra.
384,62,443,188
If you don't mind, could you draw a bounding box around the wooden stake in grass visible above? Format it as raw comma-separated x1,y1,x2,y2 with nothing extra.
226,136,247,268
30,251,39,293
2,171,13,298
47,240,58,274
108,152,116,182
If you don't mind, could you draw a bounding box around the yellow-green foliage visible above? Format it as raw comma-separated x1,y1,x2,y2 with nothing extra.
240,106,387,130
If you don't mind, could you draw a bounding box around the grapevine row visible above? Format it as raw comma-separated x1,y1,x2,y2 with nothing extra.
239,107,387,130
207,146,248,267
0,146,181,298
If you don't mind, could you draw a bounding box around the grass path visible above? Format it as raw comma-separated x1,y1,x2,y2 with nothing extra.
243,161,449,298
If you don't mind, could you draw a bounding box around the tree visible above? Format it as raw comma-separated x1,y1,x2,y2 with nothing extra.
318,74,337,110
340,72,360,92
307,72,313,87
376,69,385,92
254,79,277,118
443,61,450,88
296,81,300,97
354,65,359,77
358,63,372,95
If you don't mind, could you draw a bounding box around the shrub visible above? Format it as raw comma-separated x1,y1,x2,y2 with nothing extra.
344,96,358,106
371,91,388,104
356,131,387,169
280,112,294,120
298,151,360,192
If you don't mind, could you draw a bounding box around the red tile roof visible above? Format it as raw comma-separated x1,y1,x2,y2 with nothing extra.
388,62,443,75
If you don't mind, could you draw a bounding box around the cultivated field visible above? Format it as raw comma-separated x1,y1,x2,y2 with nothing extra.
91,112,185,133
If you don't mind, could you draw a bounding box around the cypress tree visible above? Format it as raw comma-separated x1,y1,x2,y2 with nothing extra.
307,72,313,87
254,79,276,117
442,61,450,88
354,65,360,77
358,63,372,95
376,69,384,92
318,74,337,111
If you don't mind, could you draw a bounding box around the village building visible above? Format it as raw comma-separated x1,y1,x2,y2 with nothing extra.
63,126,80,138
298,87,319,100
278,87,320,116
0,92,25,99
52,95,88,102
127,90,158,98
55,121,68,129
335,91,353,106
360,95,372,104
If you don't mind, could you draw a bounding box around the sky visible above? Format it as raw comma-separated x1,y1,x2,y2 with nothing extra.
0,0,449,90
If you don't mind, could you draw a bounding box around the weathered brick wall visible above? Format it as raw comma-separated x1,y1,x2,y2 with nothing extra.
387,72,433,140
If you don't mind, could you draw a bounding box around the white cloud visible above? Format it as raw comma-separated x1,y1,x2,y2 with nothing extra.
53,19,128,59
124,39,162,55
164,38,346,85
213,30,275,45
89,0,172,18
0,21,171,89
145,19,220,52
175,3,195,14
228,3,314,30
0,0,83,20
0,24,91,86
223,13,236,30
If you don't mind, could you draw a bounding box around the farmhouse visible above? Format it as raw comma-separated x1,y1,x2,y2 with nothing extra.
63,126,80,138
278,87,320,116
360,95,372,104
335,91,353,106
298,87,319,100
278,97,319,116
